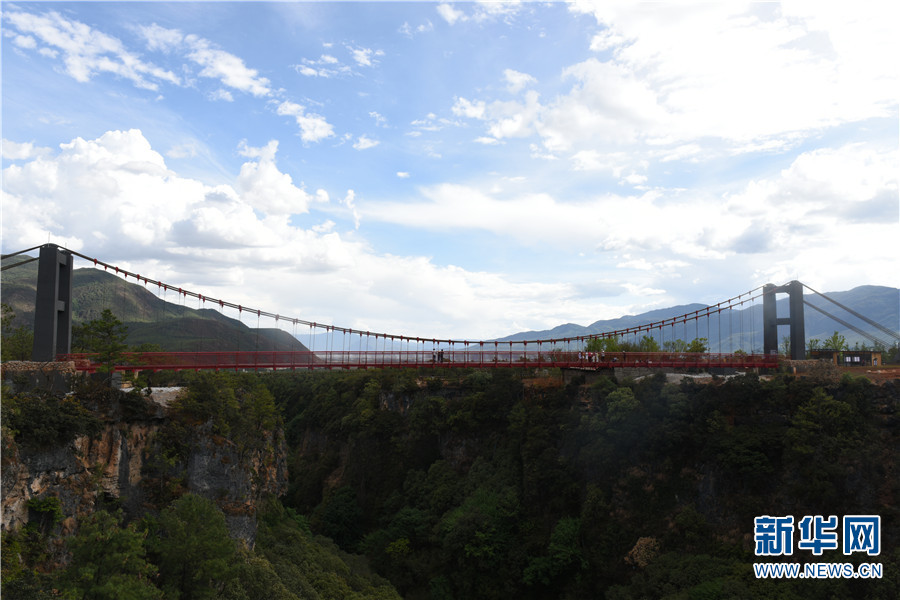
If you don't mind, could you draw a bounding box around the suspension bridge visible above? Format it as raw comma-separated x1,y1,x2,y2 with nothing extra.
3,244,897,375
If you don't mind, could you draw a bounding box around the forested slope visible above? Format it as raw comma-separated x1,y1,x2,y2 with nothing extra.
269,368,899,599
2,367,897,599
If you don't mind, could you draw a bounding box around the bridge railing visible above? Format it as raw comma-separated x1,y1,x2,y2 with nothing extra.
57,350,779,373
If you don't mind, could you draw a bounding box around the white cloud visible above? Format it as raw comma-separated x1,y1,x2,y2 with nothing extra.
436,2,524,26
165,142,199,159
138,23,184,52
276,101,335,143
236,140,314,216
13,34,37,49
2,129,631,339
487,90,541,140
400,20,435,37
396,172,410,179
5,9,180,91
1,140,51,160
449,3,898,169
452,97,486,120
353,136,380,150
621,172,647,186
348,46,384,67
504,68,536,93
208,88,234,102
185,35,271,97
567,2,897,148
437,4,466,25
295,64,323,77
137,23,272,97
342,190,361,229
362,139,898,291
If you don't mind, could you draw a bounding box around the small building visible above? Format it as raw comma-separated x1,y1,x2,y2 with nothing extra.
809,349,883,367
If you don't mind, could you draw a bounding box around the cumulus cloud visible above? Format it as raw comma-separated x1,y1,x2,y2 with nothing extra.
12,34,37,49
276,101,335,143
184,35,272,97
208,88,234,102
452,91,541,142
4,129,620,339
235,140,315,216
450,3,897,166
353,136,380,150
504,68,536,93
437,3,466,25
362,141,898,292
574,3,896,147
2,140,52,160
347,46,384,67
452,97,486,120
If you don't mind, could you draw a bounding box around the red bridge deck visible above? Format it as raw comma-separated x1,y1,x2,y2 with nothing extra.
58,350,779,374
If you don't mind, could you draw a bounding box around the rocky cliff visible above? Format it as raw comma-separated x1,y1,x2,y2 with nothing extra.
1,384,287,548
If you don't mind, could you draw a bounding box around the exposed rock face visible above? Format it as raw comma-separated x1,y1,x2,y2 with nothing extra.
1,388,288,549
1,420,160,536
182,425,288,546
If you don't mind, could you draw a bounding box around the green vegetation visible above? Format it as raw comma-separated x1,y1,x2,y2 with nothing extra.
0,260,308,353
73,309,129,376
1,303,33,361
1,389,103,448
823,330,848,351
268,368,898,599
3,367,897,599
1,372,401,600
60,509,162,600
3,493,400,600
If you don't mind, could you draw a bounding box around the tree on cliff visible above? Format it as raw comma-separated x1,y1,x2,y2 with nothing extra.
72,309,128,378
147,494,237,599
60,510,163,600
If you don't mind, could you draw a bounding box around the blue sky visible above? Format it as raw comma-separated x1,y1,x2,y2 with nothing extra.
2,1,898,340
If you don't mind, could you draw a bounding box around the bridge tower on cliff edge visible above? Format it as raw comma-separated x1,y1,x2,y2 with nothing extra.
32,243,74,361
763,280,805,360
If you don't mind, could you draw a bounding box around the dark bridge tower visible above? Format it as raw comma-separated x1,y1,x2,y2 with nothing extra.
763,280,806,360
32,244,74,361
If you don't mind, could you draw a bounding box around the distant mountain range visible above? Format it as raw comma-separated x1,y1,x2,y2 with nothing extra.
1,256,308,353
497,285,899,352
2,253,897,354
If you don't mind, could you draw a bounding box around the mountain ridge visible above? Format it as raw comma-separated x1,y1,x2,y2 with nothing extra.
1,256,308,353
496,285,899,351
